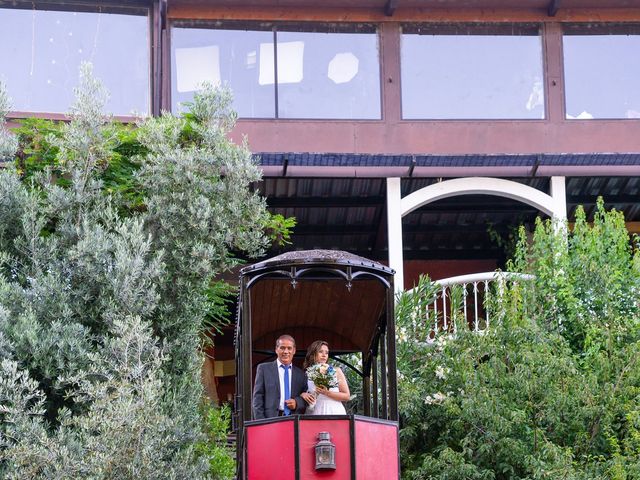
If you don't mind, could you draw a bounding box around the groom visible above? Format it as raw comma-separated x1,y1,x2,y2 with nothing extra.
252,334,308,419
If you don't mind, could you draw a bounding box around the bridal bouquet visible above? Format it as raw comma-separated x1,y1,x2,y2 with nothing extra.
306,363,339,389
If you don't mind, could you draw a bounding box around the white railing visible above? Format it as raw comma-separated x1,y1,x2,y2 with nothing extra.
407,271,534,342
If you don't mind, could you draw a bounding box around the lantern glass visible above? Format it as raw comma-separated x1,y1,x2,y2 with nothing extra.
315,432,336,470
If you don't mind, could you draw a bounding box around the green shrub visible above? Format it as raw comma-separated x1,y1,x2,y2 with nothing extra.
398,203,640,479
0,65,262,479
196,404,236,480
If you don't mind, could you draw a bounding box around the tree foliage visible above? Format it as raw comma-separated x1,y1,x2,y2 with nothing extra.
0,65,266,478
397,204,640,479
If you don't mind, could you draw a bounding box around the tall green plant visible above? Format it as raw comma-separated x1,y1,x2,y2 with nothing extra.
196,404,236,479
398,204,640,479
0,65,268,478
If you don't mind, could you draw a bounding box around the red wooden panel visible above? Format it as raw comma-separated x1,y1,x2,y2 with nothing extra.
247,421,296,480
354,420,399,480
299,418,351,480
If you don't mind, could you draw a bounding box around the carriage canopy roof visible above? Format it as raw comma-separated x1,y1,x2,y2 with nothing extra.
240,249,394,355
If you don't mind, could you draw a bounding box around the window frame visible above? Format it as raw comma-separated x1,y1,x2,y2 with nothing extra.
167,20,384,121
562,22,640,121
1,0,155,120
399,22,547,121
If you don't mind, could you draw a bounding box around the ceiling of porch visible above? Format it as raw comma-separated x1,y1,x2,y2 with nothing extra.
259,175,640,265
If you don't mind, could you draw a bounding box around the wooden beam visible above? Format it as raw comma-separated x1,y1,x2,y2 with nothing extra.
261,247,503,262
628,222,640,234
267,196,384,208
292,225,376,235
567,194,640,205
384,0,398,16
267,195,540,211
169,4,640,24
291,223,513,235
355,248,503,261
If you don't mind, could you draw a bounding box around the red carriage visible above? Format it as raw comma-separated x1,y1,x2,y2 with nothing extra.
235,250,400,479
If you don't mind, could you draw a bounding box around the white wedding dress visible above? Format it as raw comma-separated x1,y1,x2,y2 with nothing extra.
307,380,346,415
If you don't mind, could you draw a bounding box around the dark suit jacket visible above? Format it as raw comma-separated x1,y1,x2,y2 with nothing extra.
252,361,307,419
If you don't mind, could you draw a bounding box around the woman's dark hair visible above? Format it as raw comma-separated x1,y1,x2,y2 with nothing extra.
303,340,329,370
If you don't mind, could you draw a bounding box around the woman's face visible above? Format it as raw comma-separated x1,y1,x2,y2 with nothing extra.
315,344,329,364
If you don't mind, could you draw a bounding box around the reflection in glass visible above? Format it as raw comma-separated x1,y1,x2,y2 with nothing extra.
328,53,359,84
171,27,275,118
277,31,380,119
401,30,544,119
175,45,221,91
564,32,640,119
0,7,149,115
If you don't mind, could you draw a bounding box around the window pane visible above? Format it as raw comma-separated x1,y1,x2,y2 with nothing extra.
0,7,149,115
401,27,544,119
171,27,275,118
564,27,640,119
276,31,381,119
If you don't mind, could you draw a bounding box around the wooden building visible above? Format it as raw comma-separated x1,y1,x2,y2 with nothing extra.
2,0,640,403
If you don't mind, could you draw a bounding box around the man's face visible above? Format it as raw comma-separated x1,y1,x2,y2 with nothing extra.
276,339,296,365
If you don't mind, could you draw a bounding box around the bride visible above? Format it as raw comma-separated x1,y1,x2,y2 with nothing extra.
301,340,350,415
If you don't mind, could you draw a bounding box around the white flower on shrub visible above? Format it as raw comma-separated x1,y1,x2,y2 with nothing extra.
434,335,449,352
397,327,408,342
435,365,449,380
424,392,448,405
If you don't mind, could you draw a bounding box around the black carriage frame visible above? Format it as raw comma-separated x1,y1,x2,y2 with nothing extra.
234,251,398,446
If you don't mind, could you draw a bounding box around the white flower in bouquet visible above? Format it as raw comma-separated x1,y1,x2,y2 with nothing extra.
307,363,339,389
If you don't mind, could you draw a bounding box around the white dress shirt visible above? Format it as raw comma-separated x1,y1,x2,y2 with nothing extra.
276,359,292,411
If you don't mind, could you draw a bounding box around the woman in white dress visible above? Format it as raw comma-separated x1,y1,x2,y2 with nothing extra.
301,340,350,415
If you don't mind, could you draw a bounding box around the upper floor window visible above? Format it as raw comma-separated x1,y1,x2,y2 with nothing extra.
563,24,640,120
400,24,545,120
0,3,150,116
171,22,381,120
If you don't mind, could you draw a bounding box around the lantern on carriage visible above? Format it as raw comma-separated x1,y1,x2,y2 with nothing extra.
315,431,336,470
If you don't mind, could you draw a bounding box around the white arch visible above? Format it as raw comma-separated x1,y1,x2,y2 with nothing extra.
401,177,559,218
387,176,567,292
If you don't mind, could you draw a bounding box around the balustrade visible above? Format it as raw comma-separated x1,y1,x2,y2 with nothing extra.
407,272,534,342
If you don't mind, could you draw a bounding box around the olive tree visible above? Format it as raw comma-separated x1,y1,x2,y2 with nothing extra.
0,65,267,479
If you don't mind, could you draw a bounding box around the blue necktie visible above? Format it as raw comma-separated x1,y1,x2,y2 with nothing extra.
282,364,291,415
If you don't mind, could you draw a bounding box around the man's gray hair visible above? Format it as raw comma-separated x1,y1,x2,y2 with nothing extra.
276,334,296,348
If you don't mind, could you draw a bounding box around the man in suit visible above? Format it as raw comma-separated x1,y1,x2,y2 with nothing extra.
252,334,309,419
